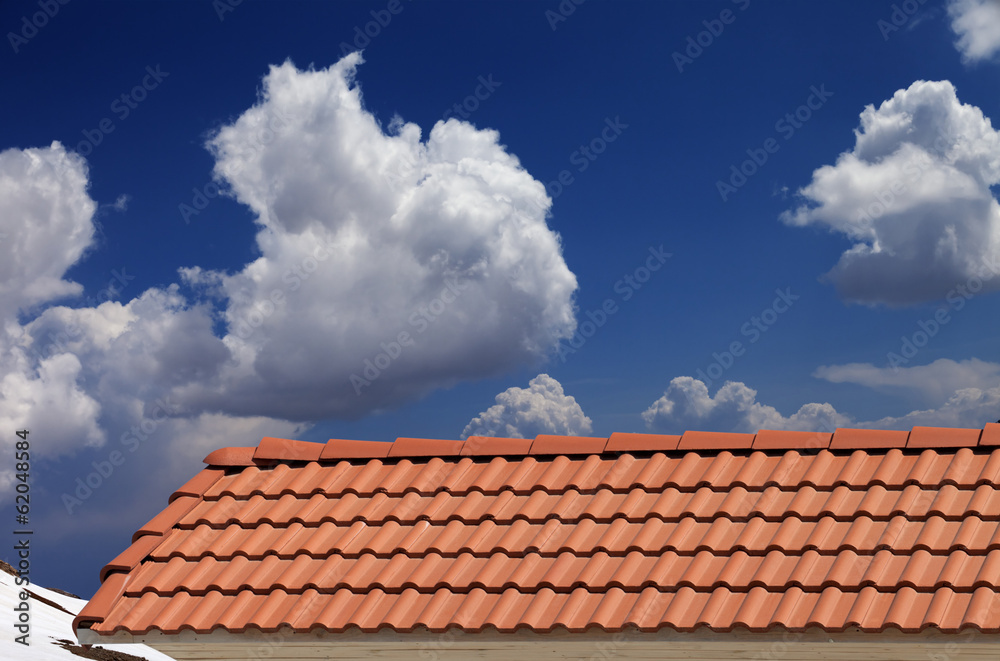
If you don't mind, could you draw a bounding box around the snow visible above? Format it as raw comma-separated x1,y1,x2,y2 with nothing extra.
0,569,175,661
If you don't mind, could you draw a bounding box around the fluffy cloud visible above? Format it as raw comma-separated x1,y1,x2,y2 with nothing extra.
0,353,104,454
813,358,1000,429
461,374,593,439
814,358,1000,404
782,80,1000,306
0,142,95,314
643,363,1000,436
863,386,1000,429
641,377,850,434
0,144,105,461
174,54,577,420
1,54,578,503
948,0,1000,63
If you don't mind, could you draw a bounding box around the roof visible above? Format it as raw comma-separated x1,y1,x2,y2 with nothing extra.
75,424,1000,637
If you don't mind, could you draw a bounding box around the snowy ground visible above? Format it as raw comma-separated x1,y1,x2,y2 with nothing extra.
0,567,175,661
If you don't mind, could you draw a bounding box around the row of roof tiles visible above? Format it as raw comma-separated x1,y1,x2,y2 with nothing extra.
143,516,1000,562
91,585,1000,634
124,548,1000,596
194,448,1000,498
77,428,1000,637
173,484,1000,528
206,425,1000,466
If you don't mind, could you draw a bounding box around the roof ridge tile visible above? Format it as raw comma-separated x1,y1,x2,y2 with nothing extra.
201,425,1000,467
909,427,982,449
170,468,226,502
678,431,754,451
391,438,465,457
529,434,609,455
255,437,324,463
753,430,832,451
203,446,256,467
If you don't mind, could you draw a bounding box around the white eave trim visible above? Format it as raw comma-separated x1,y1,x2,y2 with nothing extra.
78,625,1000,661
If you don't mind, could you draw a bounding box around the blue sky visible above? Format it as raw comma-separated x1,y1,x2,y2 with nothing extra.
2,0,1000,597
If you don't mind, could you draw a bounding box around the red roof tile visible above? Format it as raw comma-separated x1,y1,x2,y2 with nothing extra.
170,468,226,502
320,439,391,460
254,437,325,462
831,428,909,450
76,425,1000,637
461,436,533,455
530,435,608,455
980,423,1000,447
678,431,754,451
202,446,255,467
753,430,831,451
606,432,680,453
390,438,465,457
908,426,982,449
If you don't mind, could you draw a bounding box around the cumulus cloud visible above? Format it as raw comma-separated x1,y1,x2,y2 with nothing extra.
814,358,1000,404
174,53,577,420
948,0,1000,63
1,54,578,502
0,142,96,314
643,365,1000,436
0,144,105,463
863,386,1000,429
461,374,593,439
641,377,851,434
781,80,1000,306
0,353,104,454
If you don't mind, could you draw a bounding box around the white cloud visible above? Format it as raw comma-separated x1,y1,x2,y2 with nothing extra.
0,353,104,455
643,364,1000,436
0,54,579,502
171,54,577,420
863,386,1000,429
0,144,105,470
461,374,593,439
156,412,310,474
0,142,96,314
814,357,1000,403
781,80,1000,306
110,194,130,212
641,377,851,434
948,0,1000,63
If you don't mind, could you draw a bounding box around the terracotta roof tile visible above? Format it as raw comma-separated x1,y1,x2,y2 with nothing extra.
73,571,129,631
461,436,533,455
170,468,225,502
908,426,982,449
165,485,1000,530
979,423,1000,447
86,585,1000,634
753,430,831,451
321,439,392,460
254,437,325,462
530,435,608,455
390,438,465,457
831,428,909,450
678,431,754,451
203,446,256,467
133,495,201,541
80,425,1000,637
606,432,680,453
100,534,165,582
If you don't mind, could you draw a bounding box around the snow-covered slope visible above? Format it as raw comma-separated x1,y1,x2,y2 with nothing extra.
0,566,175,661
